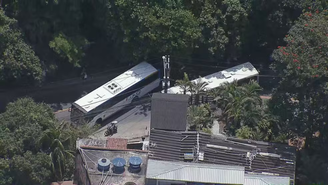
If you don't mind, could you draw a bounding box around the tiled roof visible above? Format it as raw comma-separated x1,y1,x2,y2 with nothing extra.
149,129,296,184
107,138,128,150
150,93,189,131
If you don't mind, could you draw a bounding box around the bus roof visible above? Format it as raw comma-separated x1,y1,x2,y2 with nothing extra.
73,62,157,113
165,62,259,94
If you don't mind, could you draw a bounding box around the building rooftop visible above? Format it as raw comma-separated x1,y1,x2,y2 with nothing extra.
245,174,290,185
150,93,189,131
77,138,108,148
147,159,245,184
76,146,148,185
148,129,296,184
107,138,128,150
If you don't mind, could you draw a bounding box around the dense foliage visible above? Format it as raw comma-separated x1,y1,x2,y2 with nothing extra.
0,98,97,184
0,10,43,87
0,0,326,87
270,9,328,184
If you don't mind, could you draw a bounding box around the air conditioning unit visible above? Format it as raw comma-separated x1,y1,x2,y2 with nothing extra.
184,153,194,160
198,152,204,161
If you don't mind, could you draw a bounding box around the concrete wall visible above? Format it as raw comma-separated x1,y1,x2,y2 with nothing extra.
73,150,91,185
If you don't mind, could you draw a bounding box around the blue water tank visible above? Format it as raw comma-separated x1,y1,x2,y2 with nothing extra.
98,158,110,171
128,156,142,173
112,157,126,174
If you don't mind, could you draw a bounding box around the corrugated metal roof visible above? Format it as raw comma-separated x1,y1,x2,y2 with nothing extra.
148,129,296,184
146,159,245,184
245,174,290,185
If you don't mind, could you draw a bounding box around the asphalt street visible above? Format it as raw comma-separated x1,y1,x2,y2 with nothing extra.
90,103,151,140
0,71,121,113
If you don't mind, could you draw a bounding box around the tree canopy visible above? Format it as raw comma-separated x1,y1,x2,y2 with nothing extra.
1,0,326,87
0,9,43,87
270,9,328,184
0,98,98,184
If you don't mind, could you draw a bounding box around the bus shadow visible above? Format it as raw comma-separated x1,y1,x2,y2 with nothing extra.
100,106,137,127
134,103,151,117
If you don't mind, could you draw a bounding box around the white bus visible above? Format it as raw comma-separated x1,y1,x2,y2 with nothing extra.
71,62,160,126
164,62,259,94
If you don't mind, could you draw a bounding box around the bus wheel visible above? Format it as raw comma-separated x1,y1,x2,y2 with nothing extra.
96,118,103,124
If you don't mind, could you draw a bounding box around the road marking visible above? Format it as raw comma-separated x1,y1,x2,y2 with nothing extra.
54,108,69,114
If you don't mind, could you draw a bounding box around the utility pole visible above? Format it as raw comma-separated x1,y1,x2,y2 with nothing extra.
162,55,171,93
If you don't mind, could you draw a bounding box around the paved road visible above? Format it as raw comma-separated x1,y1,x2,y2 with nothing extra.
90,103,151,141
0,72,121,113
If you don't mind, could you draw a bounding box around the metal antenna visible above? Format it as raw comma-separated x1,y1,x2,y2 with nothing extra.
162,55,171,93
247,149,258,170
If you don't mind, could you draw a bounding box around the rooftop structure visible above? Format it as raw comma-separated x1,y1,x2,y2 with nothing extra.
148,129,296,184
245,174,290,185
165,62,259,94
146,159,245,184
107,138,128,150
74,144,148,185
73,62,158,113
77,138,147,151
150,93,189,131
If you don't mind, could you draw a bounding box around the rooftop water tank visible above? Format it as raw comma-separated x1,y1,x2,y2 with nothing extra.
112,157,126,174
128,156,142,173
98,158,110,171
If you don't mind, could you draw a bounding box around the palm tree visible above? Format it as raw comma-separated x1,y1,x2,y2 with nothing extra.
190,77,209,105
38,122,74,181
175,72,192,94
211,80,263,135
187,104,213,131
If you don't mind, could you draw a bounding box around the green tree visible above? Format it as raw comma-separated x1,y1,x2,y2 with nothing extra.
0,98,98,184
0,97,55,154
186,0,248,60
49,33,89,67
187,104,213,131
0,9,43,87
0,98,56,184
38,123,75,181
102,0,201,62
270,9,328,184
2,0,90,76
10,152,52,185
270,9,328,139
211,80,264,136
190,77,209,105
175,72,192,94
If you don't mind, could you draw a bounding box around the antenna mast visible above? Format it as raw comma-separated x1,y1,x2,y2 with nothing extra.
162,55,171,93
